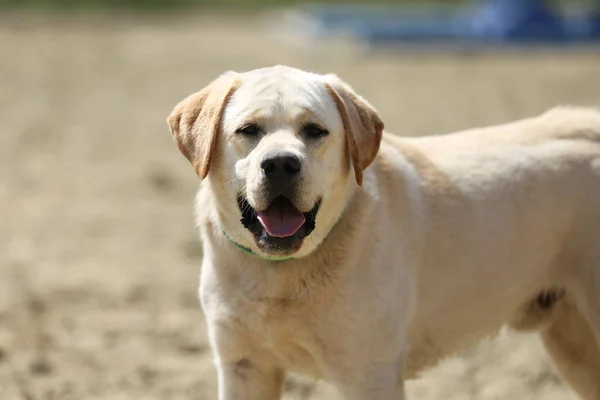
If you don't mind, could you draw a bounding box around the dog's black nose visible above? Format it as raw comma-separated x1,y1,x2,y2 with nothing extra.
260,150,301,178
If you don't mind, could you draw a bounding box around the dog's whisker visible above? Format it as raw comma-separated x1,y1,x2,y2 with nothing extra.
224,176,244,186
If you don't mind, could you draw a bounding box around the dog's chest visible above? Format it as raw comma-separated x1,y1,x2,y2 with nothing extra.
202,255,339,378
234,295,325,378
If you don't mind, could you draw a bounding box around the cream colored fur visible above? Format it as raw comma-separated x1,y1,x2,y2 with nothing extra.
167,66,600,400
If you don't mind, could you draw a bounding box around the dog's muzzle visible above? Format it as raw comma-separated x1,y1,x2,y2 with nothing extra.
236,150,321,255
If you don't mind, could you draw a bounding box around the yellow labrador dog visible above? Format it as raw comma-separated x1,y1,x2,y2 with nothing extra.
167,66,600,400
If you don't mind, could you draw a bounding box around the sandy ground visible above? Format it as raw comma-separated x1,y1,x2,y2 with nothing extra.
1,12,600,400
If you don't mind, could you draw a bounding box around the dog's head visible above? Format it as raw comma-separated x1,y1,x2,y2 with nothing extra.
167,66,383,259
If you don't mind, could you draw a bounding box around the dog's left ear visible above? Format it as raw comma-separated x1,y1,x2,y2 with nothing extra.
325,75,384,186
167,72,240,179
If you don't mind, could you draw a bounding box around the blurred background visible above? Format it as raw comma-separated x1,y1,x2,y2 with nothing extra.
1,0,599,399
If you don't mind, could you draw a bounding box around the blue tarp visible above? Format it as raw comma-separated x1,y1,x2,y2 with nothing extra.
300,0,600,45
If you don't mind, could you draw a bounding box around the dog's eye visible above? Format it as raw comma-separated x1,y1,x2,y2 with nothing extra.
236,124,262,136
302,123,329,139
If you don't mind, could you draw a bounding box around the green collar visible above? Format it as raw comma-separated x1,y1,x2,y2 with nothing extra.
219,228,294,262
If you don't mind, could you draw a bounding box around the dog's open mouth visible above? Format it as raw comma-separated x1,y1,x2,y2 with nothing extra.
238,195,321,254
256,197,307,238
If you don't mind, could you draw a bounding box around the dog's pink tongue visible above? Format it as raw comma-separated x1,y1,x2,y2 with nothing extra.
257,201,305,238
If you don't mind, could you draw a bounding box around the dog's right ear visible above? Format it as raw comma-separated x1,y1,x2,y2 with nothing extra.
167,72,240,179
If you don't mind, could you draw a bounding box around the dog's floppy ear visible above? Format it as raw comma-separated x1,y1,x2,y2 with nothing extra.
167,72,240,179
324,75,384,186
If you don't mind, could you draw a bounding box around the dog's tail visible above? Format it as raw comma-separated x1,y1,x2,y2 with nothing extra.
540,106,600,143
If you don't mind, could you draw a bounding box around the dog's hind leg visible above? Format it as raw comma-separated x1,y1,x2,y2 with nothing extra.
567,243,600,347
541,297,600,399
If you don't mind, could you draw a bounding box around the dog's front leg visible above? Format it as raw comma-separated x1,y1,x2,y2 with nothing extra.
205,319,285,400
216,359,285,400
330,359,406,400
318,295,412,400
320,337,407,400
